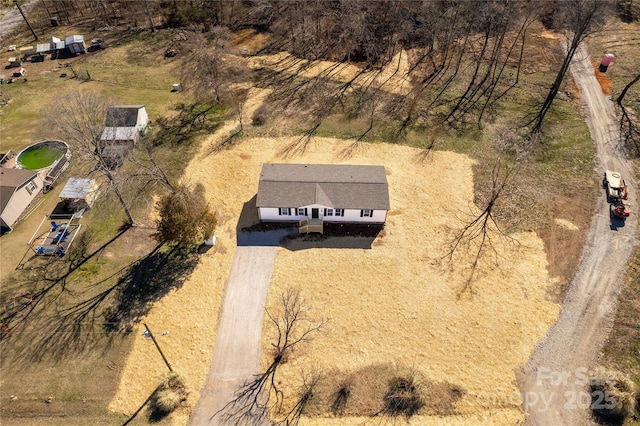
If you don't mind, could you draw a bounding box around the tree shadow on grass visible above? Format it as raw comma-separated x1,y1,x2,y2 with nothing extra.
102,244,200,332
2,243,200,365
0,226,131,363
152,102,225,147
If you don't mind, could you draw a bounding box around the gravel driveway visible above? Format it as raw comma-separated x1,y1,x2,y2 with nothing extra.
189,245,277,425
518,44,637,425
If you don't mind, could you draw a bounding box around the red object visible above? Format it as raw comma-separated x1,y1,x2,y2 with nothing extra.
612,201,630,219
601,54,614,67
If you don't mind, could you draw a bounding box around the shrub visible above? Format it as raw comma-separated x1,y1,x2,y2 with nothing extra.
383,373,425,418
150,372,189,416
154,184,217,246
331,378,353,415
589,367,637,423
252,103,270,126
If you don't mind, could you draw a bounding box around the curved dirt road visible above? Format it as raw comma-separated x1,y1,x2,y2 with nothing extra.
518,45,637,425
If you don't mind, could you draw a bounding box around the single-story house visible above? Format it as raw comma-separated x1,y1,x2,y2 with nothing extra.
256,163,390,229
0,168,44,233
65,34,86,54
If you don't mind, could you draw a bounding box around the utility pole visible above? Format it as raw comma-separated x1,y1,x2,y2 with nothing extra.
143,323,173,372
14,0,38,41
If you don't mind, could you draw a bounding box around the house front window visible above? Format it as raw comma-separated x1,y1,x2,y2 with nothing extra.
279,207,290,216
334,208,344,217
25,181,37,195
361,209,372,217
325,208,333,216
297,208,306,216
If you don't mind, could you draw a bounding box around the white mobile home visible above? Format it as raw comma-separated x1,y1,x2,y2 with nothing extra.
256,163,390,230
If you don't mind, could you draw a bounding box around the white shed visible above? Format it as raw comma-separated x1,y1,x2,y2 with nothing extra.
50,36,65,51
36,43,52,54
65,34,85,54
100,105,149,148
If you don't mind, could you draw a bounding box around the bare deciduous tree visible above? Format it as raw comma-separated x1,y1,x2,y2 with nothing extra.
47,92,135,225
181,29,250,104
277,369,323,426
217,287,327,424
529,0,611,134
617,72,640,155
446,159,516,297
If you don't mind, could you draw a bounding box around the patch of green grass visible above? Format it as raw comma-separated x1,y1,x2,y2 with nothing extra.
75,259,105,279
0,29,187,154
0,26,208,425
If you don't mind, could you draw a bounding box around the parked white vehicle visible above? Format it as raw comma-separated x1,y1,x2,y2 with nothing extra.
603,170,628,200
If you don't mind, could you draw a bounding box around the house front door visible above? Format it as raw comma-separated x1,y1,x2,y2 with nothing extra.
312,208,319,219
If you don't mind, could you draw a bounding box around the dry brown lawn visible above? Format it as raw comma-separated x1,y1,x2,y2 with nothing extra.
261,141,559,424
110,127,560,424
109,44,562,424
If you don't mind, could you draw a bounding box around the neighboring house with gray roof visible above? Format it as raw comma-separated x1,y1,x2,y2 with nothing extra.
256,163,390,228
0,168,44,233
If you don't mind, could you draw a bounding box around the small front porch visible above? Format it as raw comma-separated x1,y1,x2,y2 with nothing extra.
299,218,323,234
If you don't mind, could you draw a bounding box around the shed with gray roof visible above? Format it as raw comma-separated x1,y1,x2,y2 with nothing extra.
100,105,149,162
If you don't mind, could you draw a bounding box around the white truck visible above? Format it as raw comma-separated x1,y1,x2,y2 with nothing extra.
604,170,628,200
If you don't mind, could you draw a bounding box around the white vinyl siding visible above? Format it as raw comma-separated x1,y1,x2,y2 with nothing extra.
1,176,44,230
258,206,386,223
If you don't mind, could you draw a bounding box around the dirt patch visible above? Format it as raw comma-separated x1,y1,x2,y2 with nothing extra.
590,56,614,96
554,218,580,231
537,193,594,302
303,364,465,418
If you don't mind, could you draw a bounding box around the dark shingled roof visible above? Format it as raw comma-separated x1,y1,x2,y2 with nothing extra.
0,168,38,213
256,164,390,210
105,105,144,127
